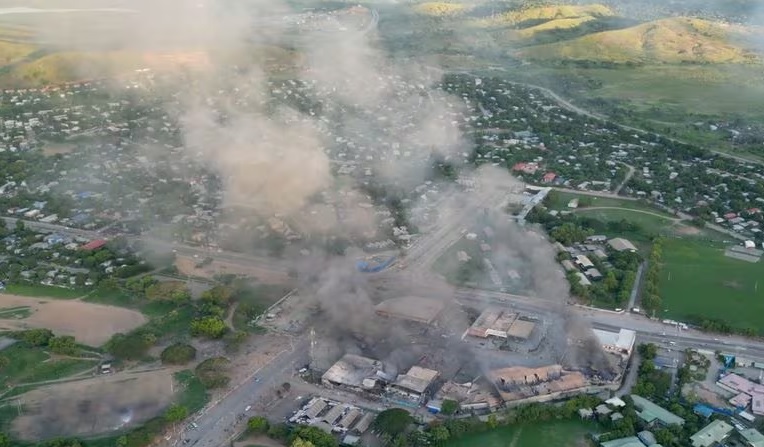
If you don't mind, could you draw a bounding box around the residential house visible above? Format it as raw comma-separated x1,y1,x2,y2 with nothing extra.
689,419,732,447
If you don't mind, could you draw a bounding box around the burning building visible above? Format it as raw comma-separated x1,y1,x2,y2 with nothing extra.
428,379,502,413
321,354,393,392
489,365,588,403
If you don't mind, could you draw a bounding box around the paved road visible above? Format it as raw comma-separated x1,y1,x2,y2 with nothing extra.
0,216,291,275
179,340,310,447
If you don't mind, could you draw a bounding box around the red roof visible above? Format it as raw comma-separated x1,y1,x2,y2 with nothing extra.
724,212,737,220
512,162,527,171
748,208,761,214
542,172,557,182
81,239,107,251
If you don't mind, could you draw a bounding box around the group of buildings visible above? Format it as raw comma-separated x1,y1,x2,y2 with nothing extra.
317,300,635,414
593,394,764,447
289,397,376,445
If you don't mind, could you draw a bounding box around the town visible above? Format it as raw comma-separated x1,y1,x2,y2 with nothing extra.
1,1,764,447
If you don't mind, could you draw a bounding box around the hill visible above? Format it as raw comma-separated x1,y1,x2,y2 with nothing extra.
413,2,468,17
478,4,614,27
519,17,760,64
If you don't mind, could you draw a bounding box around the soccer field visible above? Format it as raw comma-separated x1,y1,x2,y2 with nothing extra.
660,239,764,333
445,421,593,447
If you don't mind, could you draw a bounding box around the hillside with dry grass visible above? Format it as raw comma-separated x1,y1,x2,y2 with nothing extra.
476,4,614,27
517,17,761,64
413,2,468,17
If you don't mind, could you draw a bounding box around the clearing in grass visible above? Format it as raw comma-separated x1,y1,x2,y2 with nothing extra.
659,238,764,333
0,294,146,346
10,369,175,441
0,343,97,391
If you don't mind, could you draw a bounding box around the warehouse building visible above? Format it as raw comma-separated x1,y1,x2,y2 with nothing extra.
374,296,446,325
389,366,439,402
467,308,536,340
321,354,392,391
593,328,637,356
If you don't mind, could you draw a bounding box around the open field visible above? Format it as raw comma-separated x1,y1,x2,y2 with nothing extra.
445,420,595,447
11,369,174,441
660,238,764,333
0,343,97,390
175,256,289,284
546,191,669,214
0,294,146,346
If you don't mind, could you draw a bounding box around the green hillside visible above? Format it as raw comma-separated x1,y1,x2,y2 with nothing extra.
519,17,760,64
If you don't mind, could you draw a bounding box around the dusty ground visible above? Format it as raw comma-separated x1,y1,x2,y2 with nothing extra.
234,435,286,447
175,256,288,284
0,295,146,346
227,334,293,388
675,224,701,235
41,143,77,156
12,369,174,441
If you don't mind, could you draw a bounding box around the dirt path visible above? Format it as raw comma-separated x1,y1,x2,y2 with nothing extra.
574,206,682,222
508,427,524,447
224,302,238,330
614,162,635,195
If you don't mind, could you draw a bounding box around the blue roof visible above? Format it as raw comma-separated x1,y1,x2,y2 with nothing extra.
694,404,714,418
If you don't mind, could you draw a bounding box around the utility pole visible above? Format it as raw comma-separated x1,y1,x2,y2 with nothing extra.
309,327,316,370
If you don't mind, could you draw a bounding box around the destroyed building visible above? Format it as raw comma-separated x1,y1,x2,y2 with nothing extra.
374,296,446,325
489,365,588,403
428,379,502,413
388,366,439,403
467,308,535,340
321,354,393,392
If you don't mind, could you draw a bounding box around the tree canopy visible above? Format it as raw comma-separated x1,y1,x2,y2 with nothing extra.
373,408,414,437
160,343,197,365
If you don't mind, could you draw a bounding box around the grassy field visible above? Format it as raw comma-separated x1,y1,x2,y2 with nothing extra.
0,344,97,390
0,306,32,319
174,370,210,413
445,420,595,447
660,238,764,333
3,284,85,299
545,191,670,215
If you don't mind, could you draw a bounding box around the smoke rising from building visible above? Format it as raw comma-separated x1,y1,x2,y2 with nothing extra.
42,0,617,376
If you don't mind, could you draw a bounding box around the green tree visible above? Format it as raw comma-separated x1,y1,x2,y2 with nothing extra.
247,416,269,433
291,438,315,447
164,404,189,423
637,343,658,360
160,343,197,365
291,426,337,447
0,432,9,447
191,316,228,338
106,331,156,360
200,285,235,308
430,425,450,445
373,408,414,437
0,356,9,371
49,335,78,355
195,357,231,389
20,328,53,346
440,399,459,416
